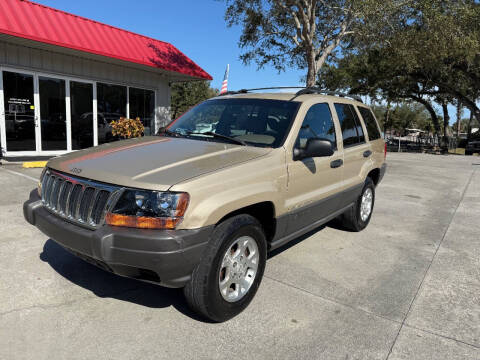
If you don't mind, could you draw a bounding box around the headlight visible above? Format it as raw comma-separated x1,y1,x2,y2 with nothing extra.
105,190,189,230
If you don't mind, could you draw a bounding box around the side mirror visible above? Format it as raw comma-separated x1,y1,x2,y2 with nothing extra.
294,138,334,160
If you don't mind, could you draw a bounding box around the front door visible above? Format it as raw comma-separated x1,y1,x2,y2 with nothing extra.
285,102,344,234
1,70,36,153
38,76,67,151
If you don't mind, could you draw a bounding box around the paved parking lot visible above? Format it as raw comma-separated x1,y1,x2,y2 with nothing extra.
0,153,479,360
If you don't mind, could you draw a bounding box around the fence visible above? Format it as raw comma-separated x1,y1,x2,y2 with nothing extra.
385,135,458,153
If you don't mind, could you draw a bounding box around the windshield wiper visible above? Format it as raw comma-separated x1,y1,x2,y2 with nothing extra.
187,131,247,146
156,127,183,137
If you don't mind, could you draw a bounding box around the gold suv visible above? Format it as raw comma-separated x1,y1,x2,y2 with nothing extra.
24,88,387,322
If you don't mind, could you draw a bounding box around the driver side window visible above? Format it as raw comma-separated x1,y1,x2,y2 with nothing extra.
297,103,336,149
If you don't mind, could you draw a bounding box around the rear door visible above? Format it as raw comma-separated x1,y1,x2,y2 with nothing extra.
333,103,371,200
357,106,384,166
285,102,344,233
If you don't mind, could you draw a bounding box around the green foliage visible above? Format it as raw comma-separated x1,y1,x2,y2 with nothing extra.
318,0,480,132
224,0,397,86
170,81,218,120
371,103,434,134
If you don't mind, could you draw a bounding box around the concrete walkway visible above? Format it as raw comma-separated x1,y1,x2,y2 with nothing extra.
0,153,478,359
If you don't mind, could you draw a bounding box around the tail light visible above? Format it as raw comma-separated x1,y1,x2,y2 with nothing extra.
384,142,387,160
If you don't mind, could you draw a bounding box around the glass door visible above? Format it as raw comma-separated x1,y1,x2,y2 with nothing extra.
2,71,36,152
70,81,94,150
38,76,67,151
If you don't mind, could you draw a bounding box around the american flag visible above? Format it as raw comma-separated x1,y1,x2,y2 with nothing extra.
220,64,229,94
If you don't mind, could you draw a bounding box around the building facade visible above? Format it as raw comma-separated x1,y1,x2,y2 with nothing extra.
0,0,211,158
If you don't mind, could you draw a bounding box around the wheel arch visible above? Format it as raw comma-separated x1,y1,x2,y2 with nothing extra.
216,201,277,242
367,168,381,186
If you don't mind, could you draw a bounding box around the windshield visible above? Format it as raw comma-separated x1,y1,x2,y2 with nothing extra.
167,98,300,148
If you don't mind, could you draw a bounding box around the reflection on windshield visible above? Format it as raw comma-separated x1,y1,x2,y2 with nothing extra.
167,98,300,148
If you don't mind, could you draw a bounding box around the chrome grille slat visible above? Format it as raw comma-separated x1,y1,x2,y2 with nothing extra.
68,184,83,218
59,181,73,214
40,169,118,229
43,175,55,206
75,186,86,220
79,187,95,222
56,181,67,211
63,182,74,215
87,189,100,224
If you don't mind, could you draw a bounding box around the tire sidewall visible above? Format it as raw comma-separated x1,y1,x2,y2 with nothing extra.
205,220,267,321
356,179,375,230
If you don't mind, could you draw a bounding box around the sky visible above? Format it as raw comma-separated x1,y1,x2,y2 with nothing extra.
34,0,305,90
34,0,464,124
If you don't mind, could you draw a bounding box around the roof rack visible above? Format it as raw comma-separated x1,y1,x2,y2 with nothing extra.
218,86,363,103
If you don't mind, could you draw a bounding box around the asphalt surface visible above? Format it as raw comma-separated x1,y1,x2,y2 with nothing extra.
0,153,479,360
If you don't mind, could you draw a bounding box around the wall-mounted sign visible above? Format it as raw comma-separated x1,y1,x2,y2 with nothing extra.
8,97,31,105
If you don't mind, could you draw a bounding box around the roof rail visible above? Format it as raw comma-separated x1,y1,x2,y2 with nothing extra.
295,87,363,103
217,86,363,103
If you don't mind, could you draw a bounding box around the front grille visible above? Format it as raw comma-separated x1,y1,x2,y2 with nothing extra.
41,169,120,229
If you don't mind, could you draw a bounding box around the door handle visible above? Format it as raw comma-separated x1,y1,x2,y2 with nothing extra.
330,159,343,168
363,150,372,158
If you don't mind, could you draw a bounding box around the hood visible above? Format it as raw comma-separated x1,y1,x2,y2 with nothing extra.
47,136,271,191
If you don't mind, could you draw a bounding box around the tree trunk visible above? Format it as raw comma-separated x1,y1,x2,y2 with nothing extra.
467,112,473,140
384,102,391,138
411,96,440,134
456,101,462,138
306,50,316,87
441,101,450,152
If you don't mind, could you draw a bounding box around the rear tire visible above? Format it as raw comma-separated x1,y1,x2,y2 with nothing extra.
183,214,267,322
342,177,375,232
465,150,473,156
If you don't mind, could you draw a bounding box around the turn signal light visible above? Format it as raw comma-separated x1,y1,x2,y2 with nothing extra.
105,213,182,229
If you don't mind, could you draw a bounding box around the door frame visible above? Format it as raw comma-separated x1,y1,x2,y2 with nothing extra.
0,66,98,157
0,66,40,157
0,65,158,157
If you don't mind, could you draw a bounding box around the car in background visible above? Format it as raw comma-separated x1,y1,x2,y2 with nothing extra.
465,132,480,155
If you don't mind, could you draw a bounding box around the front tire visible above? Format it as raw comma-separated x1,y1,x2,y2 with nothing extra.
342,177,375,232
183,214,267,322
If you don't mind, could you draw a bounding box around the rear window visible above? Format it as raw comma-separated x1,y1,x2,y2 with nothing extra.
334,103,365,147
358,107,381,140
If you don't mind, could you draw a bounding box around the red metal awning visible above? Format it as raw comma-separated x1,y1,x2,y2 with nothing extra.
0,0,212,80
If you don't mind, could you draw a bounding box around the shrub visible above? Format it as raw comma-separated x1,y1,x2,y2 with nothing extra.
110,117,144,139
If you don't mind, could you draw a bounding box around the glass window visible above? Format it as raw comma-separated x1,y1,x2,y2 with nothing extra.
97,83,126,144
350,105,365,143
358,107,381,140
70,81,93,150
297,103,336,149
335,103,364,147
39,77,66,151
168,98,300,148
129,88,155,135
2,71,35,151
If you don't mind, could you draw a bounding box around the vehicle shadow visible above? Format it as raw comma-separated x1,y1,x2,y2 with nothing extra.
268,217,350,259
40,217,349,320
39,239,209,322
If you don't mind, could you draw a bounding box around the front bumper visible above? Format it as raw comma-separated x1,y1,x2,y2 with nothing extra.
23,190,213,288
